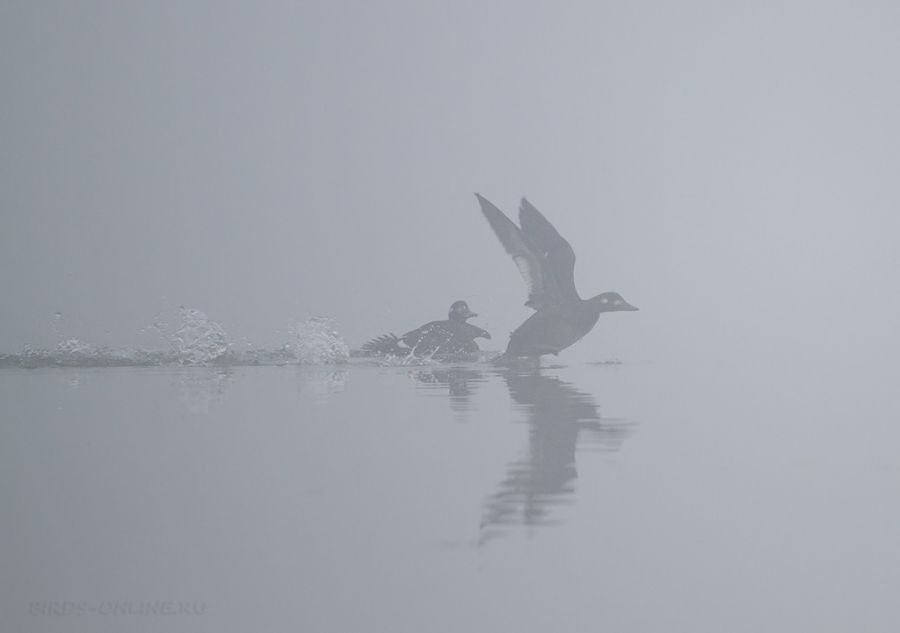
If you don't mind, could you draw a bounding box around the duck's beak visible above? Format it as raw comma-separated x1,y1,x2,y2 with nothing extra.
466,310,478,319
621,302,639,311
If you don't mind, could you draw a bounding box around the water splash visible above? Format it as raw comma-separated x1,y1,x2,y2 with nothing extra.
294,317,349,365
6,340,168,367
55,338,94,358
0,311,356,369
370,354,440,367
171,307,231,365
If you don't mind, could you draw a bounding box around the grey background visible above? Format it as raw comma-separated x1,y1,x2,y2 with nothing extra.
3,1,899,362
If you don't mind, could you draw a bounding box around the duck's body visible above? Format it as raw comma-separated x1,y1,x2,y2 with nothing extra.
505,302,599,357
476,195,637,360
362,301,490,358
399,318,488,355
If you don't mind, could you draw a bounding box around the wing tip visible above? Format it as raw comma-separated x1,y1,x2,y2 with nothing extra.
475,193,496,209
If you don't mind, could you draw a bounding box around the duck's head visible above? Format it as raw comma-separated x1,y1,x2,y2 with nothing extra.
589,292,639,313
449,300,478,321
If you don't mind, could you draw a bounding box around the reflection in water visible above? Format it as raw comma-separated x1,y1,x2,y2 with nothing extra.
296,367,349,398
480,368,635,543
411,367,486,414
174,367,234,414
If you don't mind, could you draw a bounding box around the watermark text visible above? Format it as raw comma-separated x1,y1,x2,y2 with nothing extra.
29,600,206,617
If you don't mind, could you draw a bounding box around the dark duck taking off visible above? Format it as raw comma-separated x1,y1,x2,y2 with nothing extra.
361,301,491,358
476,195,637,360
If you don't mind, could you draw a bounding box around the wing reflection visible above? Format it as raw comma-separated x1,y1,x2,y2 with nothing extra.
480,368,634,542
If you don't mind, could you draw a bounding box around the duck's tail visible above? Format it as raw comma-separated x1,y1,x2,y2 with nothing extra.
360,333,404,357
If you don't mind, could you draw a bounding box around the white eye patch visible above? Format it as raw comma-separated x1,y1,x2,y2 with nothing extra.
600,297,609,304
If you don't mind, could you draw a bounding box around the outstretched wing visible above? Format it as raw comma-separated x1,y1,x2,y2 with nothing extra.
476,194,546,309
518,198,579,302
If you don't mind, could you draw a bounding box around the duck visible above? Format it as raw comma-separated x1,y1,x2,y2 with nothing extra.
476,195,637,360
361,301,491,358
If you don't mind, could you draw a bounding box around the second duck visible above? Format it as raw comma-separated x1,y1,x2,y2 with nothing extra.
362,300,491,359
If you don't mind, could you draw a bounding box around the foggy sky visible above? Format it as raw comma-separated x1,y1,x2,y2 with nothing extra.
3,1,899,363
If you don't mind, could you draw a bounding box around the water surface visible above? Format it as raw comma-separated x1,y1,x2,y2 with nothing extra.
3,357,899,632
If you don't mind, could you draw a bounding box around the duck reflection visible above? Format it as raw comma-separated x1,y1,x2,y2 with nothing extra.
411,367,486,413
480,368,634,542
